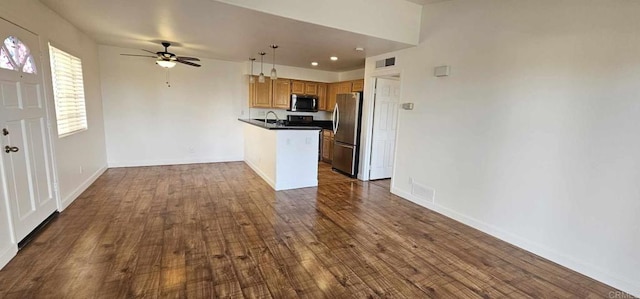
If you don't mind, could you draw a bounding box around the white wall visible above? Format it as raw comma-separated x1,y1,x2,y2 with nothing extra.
338,68,365,82
100,45,246,167
363,0,640,295
216,0,422,45
0,0,108,209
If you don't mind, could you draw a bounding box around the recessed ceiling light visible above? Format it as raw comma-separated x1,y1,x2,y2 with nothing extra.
330,56,338,61
311,62,318,66
355,47,364,52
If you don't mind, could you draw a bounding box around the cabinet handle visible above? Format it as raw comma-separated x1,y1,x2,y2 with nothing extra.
4,146,19,153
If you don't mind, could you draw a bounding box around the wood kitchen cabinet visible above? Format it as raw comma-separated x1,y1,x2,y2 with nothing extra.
338,81,352,94
249,77,363,110
249,76,272,108
272,79,291,109
317,83,327,111
326,83,339,111
326,81,352,111
291,80,305,94
322,129,334,163
351,79,364,92
305,82,318,95
292,80,318,95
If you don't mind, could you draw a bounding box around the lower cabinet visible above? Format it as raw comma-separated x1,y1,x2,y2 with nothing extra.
321,129,334,163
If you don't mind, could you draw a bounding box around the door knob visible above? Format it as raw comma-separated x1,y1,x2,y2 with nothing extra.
4,146,19,153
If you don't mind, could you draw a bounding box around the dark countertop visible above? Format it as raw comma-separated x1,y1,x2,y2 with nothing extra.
238,118,322,130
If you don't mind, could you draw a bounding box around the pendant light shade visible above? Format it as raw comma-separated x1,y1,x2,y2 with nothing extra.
249,58,256,83
258,52,266,83
270,45,278,80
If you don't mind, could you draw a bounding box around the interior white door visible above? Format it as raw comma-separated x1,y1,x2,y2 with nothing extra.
369,77,400,180
0,19,57,243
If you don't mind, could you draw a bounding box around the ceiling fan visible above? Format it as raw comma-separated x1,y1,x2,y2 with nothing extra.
120,42,201,68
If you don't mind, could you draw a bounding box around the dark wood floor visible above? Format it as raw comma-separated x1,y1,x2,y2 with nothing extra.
0,162,617,298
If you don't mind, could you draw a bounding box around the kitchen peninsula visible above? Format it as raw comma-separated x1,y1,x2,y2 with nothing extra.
239,119,321,190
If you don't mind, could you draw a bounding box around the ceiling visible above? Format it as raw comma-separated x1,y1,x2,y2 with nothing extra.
38,0,422,72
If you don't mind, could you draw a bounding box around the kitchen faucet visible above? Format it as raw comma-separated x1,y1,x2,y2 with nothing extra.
264,111,280,126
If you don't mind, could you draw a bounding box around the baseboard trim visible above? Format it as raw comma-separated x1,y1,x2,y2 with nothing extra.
390,187,640,297
107,156,243,168
0,244,17,270
59,165,107,211
244,160,276,190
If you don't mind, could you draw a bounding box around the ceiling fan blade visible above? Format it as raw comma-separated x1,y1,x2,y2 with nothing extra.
120,54,157,58
177,56,200,61
141,49,157,55
177,59,201,67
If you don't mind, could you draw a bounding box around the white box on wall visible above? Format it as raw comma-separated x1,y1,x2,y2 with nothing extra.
434,65,450,77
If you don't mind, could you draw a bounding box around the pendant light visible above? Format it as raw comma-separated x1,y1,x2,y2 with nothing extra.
258,52,266,83
249,58,256,83
270,45,278,80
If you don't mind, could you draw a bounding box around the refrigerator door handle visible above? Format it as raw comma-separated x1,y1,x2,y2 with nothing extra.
332,105,337,133
333,103,340,135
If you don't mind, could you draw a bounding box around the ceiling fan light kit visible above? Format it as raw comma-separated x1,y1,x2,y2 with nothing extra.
120,41,202,69
156,60,176,68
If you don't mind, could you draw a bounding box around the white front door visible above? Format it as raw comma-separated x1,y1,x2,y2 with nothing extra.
0,18,57,243
369,77,400,180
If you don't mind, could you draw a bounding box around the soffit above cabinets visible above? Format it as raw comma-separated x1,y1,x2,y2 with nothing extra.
38,0,422,72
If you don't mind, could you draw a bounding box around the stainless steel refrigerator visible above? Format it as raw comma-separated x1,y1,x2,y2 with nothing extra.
332,92,362,177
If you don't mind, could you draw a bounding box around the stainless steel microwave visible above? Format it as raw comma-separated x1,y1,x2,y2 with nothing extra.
288,94,318,112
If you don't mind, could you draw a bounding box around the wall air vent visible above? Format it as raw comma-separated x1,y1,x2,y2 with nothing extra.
411,180,435,204
375,57,396,69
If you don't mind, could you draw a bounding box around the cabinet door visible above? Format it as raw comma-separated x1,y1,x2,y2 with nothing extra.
322,135,331,162
253,77,272,108
291,81,305,94
327,83,339,111
351,79,364,92
272,79,291,109
338,81,353,94
305,82,318,95
321,130,334,162
317,83,327,111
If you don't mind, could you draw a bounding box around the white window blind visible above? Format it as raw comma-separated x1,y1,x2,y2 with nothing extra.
49,44,87,137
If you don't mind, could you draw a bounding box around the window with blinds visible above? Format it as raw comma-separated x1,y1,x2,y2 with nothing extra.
48,44,87,137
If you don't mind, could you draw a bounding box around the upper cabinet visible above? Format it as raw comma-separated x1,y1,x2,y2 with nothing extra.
317,83,327,111
351,79,364,92
292,80,318,95
272,79,291,109
249,76,272,108
291,81,305,94
248,76,364,111
327,83,339,112
249,76,290,109
338,81,352,94
305,82,318,95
